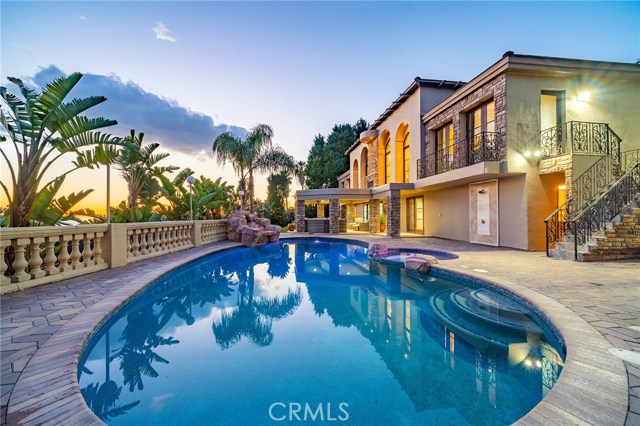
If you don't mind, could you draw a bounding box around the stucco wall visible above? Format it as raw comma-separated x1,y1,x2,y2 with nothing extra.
420,185,470,241
498,175,529,250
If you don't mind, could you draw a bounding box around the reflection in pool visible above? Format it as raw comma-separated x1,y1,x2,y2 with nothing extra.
78,240,564,426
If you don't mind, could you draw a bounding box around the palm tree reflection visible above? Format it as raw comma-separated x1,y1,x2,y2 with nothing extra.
212,262,301,349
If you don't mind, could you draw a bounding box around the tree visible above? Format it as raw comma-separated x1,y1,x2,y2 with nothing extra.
116,130,178,209
304,119,369,189
266,171,291,210
294,160,306,190
0,73,121,227
156,172,236,220
212,124,295,211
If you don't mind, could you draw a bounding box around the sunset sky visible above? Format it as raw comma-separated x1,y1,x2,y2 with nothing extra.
1,1,639,213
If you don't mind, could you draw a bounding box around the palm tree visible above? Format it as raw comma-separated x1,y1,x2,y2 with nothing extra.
116,129,178,209
294,161,306,190
0,73,121,227
212,124,295,211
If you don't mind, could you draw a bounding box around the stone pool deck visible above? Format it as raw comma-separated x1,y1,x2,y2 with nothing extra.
1,235,639,425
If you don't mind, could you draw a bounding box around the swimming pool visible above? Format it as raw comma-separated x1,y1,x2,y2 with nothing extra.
78,240,564,426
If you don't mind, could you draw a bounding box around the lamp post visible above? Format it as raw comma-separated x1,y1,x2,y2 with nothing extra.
238,190,245,211
187,175,196,221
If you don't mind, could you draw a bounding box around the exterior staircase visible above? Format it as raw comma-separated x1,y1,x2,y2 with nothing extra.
547,156,640,261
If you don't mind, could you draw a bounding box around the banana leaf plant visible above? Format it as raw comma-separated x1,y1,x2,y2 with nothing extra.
0,73,123,227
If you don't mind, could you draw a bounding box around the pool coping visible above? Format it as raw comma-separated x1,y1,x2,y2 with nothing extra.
5,236,628,425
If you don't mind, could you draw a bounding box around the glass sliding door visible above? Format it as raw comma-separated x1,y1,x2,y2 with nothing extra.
406,196,424,234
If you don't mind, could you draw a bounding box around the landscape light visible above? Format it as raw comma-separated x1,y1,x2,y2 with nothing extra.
576,90,591,102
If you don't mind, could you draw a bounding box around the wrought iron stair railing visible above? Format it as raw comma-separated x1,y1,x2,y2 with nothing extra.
540,121,621,163
544,155,617,256
417,132,505,179
570,162,640,260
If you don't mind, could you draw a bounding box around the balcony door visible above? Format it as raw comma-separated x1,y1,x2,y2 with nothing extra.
467,101,495,162
540,90,565,131
406,196,424,234
436,123,455,173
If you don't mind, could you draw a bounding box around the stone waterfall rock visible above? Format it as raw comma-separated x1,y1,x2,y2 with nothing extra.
227,211,281,247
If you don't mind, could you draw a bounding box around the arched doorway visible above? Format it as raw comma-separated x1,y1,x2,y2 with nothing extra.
378,130,391,184
352,159,359,189
360,147,369,188
395,122,410,183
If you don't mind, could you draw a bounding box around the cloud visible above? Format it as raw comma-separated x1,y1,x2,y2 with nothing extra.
28,65,247,154
79,16,87,21
152,22,176,42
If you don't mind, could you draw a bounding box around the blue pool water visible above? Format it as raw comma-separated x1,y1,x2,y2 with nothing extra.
78,240,564,426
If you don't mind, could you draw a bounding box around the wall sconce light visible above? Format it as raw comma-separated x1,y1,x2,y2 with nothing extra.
576,90,591,102
478,189,486,194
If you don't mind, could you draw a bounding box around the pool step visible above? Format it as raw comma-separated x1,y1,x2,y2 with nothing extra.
430,289,540,352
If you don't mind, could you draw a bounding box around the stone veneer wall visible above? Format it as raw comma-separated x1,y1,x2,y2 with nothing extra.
424,73,507,157
295,200,306,232
368,140,379,187
581,208,640,261
329,199,340,234
369,200,380,233
386,193,400,237
317,203,325,218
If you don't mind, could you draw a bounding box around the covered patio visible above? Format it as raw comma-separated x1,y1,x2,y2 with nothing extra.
294,184,412,237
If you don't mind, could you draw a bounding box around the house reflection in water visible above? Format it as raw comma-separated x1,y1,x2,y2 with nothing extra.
293,241,563,417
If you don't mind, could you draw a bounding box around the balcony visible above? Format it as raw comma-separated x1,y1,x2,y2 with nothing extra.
540,121,621,162
417,132,505,179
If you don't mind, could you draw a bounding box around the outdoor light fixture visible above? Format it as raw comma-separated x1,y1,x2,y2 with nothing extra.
533,150,541,158
238,190,245,211
187,175,196,221
523,151,532,158
576,90,591,102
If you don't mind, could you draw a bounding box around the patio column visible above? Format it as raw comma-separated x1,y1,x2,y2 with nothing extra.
369,199,380,234
346,204,356,224
329,199,340,234
295,200,306,232
386,192,400,238
317,202,325,218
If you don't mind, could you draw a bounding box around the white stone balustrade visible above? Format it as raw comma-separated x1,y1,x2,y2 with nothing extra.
1,220,229,294
126,221,195,262
0,225,109,293
200,220,228,244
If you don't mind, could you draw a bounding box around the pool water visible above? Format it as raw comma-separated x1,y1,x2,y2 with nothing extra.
78,240,564,426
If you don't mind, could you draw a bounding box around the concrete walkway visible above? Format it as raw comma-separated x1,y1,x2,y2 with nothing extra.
1,236,639,425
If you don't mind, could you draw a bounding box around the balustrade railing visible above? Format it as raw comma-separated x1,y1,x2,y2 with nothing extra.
544,156,617,256
1,219,229,293
417,132,505,179
201,220,228,244
571,163,640,259
126,221,194,261
0,225,108,292
621,148,640,172
540,121,621,163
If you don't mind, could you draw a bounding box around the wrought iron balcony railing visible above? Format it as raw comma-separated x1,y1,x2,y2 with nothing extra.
540,121,621,163
417,132,505,179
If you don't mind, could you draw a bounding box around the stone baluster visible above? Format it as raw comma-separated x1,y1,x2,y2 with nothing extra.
93,232,104,264
0,240,10,287
132,230,141,257
169,226,176,249
150,228,158,253
126,230,134,258
70,234,83,269
58,235,71,272
159,228,166,252
11,239,31,282
140,229,149,255
177,226,184,247
82,232,94,266
28,238,46,279
43,236,59,276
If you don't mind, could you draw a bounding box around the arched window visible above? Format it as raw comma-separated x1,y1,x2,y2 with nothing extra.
403,132,410,182
353,159,359,189
384,137,391,184
361,147,369,188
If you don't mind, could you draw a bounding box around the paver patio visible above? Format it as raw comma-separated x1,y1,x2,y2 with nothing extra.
1,236,638,425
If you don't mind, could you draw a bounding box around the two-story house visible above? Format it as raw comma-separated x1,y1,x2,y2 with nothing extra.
295,52,640,255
